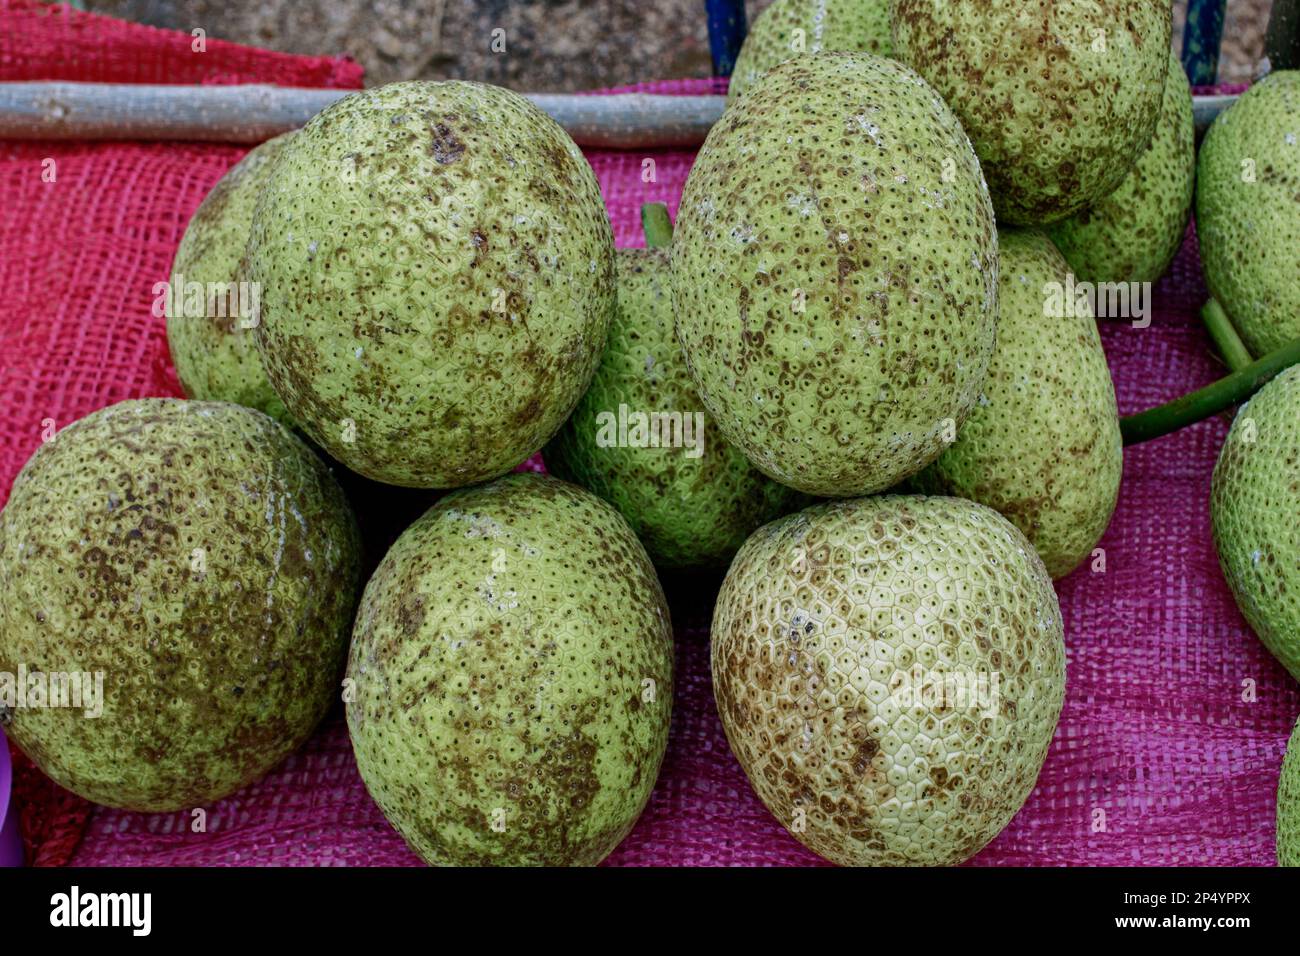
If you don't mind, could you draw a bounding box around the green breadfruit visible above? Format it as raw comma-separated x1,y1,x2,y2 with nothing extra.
248,81,615,488
1196,71,1300,356
544,247,800,569
166,132,294,421
912,229,1123,578
1211,365,1300,682
0,399,360,811
346,473,673,865
1047,52,1195,286
728,0,892,104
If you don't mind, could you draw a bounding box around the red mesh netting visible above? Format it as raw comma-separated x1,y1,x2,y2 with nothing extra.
1,0,1296,866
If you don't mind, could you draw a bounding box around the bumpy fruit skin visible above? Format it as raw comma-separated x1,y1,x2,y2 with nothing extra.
728,0,893,104
673,54,998,498
1211,365,1300,682
911,229,1122,579
544,248,800,569
1196,71,1300,356
0,399,360,811
891,0,1171,225
248,81,615,488
712,495,1065,866
166,132,294,422
346,473,673,866
1280,717,1300,866
1047,52,1195,285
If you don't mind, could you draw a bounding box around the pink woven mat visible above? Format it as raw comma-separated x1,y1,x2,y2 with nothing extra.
2,0,1296,866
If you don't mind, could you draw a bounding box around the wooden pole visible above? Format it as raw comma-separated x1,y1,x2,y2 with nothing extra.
0,81,1236,147
0,82,724,149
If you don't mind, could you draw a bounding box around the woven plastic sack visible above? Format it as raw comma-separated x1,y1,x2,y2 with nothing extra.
2,0,1296,866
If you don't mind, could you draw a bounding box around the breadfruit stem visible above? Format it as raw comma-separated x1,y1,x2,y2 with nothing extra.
641,203,674,248
1120,337,1300,445
1201,298,1254,372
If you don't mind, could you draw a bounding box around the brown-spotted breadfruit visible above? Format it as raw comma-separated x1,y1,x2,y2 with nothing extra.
891,0,1172,225
1046,52,1195,285
346,473,673,865
712,494,1066,865
247,81,615,488
0,399,360,811
673,53,998,498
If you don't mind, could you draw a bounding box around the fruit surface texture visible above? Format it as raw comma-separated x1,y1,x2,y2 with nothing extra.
712,495,1066,865
1046,52,1195,285
248,80,615,488
912,228,1123,578
166,132,294,421
891,0,1171,224
673,54,998,498
1211,365,1300,682
346,473,673,865
0,399,360,811
1280,717,1300,866
545,248,799,568
1197,70,1300,356
728,0,893,104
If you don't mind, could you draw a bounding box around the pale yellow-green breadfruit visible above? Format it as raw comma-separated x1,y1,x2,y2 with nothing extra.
713,495,1066,866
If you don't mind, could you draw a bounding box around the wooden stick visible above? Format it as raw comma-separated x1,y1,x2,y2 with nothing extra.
0,81,723,149
0,81,1235,148
1192,93,1238,135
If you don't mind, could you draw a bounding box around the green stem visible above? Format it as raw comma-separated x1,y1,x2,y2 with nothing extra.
1120,338,1300,446
641,202,673,248
1201,298,1253,372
